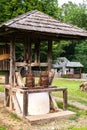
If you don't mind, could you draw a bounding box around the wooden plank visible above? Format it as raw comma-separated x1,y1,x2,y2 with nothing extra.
0,54,10,61
31,62,48,67
26,110,76,125
16,62,48,67
12,86,67,93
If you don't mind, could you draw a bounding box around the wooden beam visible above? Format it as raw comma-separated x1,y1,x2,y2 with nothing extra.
0,54,10,61
48,40,52,71
16,62,48,67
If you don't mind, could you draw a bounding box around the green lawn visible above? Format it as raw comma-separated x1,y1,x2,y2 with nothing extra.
0,85,4,92
52,78,87,103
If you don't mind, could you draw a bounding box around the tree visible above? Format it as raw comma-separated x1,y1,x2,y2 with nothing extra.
73,41,87,72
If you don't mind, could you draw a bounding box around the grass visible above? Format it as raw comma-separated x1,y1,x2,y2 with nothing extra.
0,126,6,130
68,126,87,130
52,78,87,100
10,113,20,121
0,85,4,92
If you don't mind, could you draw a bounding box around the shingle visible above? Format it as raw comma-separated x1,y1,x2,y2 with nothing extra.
0,10,87,39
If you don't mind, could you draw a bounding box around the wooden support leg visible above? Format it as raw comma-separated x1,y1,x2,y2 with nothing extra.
49,93,59,111
23,92,28,116
63,89,67,110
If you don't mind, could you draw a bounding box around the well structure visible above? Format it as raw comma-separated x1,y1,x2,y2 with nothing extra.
0,10,87,123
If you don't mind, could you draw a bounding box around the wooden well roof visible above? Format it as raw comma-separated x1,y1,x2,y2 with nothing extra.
0,10,87,42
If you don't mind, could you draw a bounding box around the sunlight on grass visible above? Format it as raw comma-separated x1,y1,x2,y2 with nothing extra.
0,85,4,92
68,126,87,130
52,78,87,99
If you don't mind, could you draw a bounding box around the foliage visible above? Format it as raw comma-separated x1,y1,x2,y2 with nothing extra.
61,2,87,29
72,41,87,72
0,0,87,71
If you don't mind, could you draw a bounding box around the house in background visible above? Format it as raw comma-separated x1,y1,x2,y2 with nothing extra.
53,57,83,79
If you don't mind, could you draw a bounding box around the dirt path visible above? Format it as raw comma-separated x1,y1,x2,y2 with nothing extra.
0,92,87,130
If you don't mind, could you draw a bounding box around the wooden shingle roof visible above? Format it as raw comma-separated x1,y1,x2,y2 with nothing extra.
0,10,87,40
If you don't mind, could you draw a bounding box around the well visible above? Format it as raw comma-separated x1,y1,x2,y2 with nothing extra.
16,92,50,115
0,10,87,123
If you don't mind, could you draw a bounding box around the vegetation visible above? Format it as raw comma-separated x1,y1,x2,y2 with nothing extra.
10,113,20,121
0,0,87,72
68,126,87,130
53,78,87,104
0,126,6,130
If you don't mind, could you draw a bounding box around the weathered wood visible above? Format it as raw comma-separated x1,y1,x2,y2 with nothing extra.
0,54,10,61
26,110,75,125
48,40,52,71
16,62,48,67
4,88,10,107
5,71,9,84
35,39,40,63
12,92,22,113
9,37,15,87
24,36,32,72
23,91,28,116
15,72,24,87
49,93,59,111
63,89,67,110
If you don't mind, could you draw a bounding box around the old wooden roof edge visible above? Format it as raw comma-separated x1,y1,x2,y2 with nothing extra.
0,10,87,38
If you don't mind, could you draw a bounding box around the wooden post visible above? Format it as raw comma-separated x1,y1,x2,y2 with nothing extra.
23,91,28,116
24,36,32,72
5,71,9,84
9,36,15,110
9,37,15,87
48,40,52,71
80,68,82,78
35,39,40,64
63,89,67,110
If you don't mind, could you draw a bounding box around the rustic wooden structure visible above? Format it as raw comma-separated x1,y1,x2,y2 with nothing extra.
0,10,87,123
66,62,83,79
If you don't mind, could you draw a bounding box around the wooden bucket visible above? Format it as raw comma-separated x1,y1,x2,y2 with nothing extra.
25,72,35,88
39,71,49,88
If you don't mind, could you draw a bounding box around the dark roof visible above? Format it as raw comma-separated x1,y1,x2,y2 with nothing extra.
0,10,87,41
66,62,83,68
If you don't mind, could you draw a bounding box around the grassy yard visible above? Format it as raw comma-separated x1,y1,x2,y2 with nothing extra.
53,78,87,104
0,78,87,130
